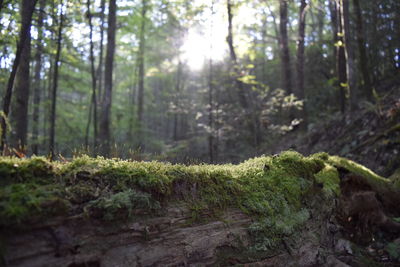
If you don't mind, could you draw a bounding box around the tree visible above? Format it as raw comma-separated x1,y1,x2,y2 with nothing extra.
49,0,65,159
32,0,46,154
137,0,148,150
336,0,347,114
296,0,308,130
226,0,247,109
99,0,116,156
10,0,35,150
97,0,106,103
353,0,372,100
342,0,356,111
279,0,292,95
84,0,98,151
0,0,38,153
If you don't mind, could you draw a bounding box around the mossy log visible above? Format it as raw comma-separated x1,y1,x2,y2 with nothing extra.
1,151,399,266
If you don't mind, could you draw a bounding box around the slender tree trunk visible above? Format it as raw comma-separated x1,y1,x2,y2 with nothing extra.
353,0,372,100
85,0,98,151
10,1,33,150
137,0,147,150
336,0,347,114
84,99,93,150
128,63,138,145
342,0,356,111
32,0,45,155
49,1,65,160
296,0,308,130
97,0,105,104
226,0,262,147
173,59,182,142
208,2,214,163
0,0,38,153
329,0,338,76
279,0,292,95
226,0,248,109
99,0,116,156
260,10,269,85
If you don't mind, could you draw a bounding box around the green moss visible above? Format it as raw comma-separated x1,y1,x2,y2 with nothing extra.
0,183,69,227
314,165,341,196
328,155,400,194
0,156,55,186
1,151,391,253
85,189,160,221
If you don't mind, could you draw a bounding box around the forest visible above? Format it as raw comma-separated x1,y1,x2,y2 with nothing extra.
0,0,397,163
1,0,400,266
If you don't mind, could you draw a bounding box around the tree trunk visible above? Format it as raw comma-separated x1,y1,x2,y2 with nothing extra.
208,26,214,163
32,0,45,155
296,0,307,131
137,0,147,150
342,0,356,112
353,0,372,100
10,0,33,150
127,64,138,146
336,0,347,114
0,0,38,153
97,0,105,104
226,0,248,109
226,0,262,147
279,0,292,95
99,0,116,156
173,59,182,142
329,0,338,77
85,0,98,151
49,1,65,160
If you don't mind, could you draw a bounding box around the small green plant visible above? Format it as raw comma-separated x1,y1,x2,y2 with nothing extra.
0,183,68,227
85,189,160,221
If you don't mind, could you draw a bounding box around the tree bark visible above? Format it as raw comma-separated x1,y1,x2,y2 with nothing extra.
10,0,33,150
296,0,308,131
49,1,65,160
32,0,46,155
279,0,292,95
353,0,372,101
99,0,116,156
0,0,38,153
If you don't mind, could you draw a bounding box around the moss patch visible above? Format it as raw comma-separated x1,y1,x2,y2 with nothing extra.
0,151,392,253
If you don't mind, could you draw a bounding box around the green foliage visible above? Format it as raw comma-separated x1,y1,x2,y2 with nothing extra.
0,156,56,186
85,189,160,221
314,165,340,196
0,151,392,253
328,156,392,190
0,183,69,227
249,209,310,251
